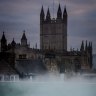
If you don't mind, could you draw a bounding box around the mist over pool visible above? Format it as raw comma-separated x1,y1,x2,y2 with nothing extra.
0,74,96,96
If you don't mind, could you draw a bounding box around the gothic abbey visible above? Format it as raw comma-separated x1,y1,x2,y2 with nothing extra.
0,4,93,80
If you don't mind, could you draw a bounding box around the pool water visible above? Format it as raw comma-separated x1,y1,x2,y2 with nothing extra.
0,80,96,96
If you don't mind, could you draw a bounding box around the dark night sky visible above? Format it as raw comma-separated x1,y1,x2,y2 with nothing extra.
0,0,96,53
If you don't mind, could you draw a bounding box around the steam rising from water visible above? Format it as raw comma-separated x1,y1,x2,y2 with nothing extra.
0,74,96,96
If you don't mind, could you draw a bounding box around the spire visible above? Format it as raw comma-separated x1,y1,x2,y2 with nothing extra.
80,41,84,51
11,38,16,47
1,32,6,42
40,5,45,21
21,30,27,40
63,6,67,15
85,40,88,51
63,6,67,22
21,30,27,46
57,3,62,19
1,32,7,52
91,41,92,50
88,42,90,50
46,7,51,21
89,42,91,47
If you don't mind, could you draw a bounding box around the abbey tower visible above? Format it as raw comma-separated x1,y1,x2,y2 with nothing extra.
40,4,67,52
